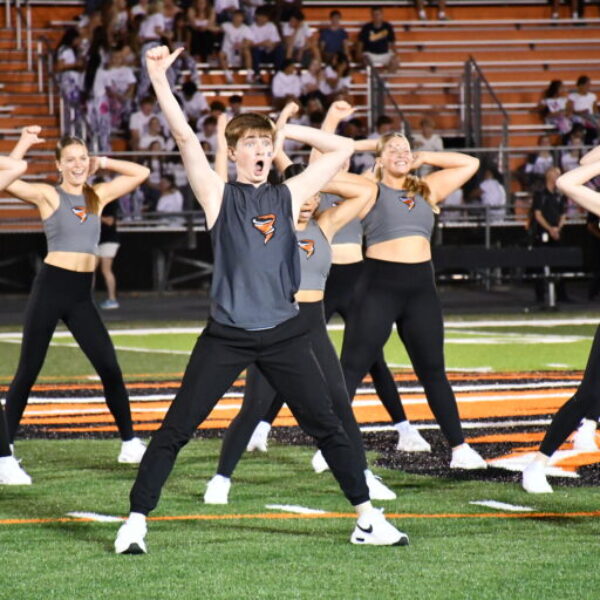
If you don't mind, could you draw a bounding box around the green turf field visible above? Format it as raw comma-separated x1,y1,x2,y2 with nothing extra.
0,315,599,599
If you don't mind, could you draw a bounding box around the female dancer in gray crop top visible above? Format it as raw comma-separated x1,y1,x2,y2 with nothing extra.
340,131,489,470
0,151,35,485
2,127,150,478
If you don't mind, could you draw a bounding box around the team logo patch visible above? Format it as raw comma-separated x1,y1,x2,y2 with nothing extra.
71,206,88,223
398,192,415,211
252,214,276,244
297,239,315,259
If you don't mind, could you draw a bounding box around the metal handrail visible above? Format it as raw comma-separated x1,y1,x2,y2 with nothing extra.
36,35,55,114
13,0,32,70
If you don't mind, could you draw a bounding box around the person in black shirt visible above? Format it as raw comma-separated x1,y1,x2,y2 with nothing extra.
97,199,120,310
530,166,569,303
114,45,408,555
356,7,398,72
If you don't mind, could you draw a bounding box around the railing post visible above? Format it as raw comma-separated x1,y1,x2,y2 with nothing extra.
5,0,10,30
37,40,43,91
15,0,21,49
366,64,373,133
48,50,54,114
26,0,31,70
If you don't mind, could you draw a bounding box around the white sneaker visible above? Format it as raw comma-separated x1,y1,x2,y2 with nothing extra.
522,462,553,494
450,443,487,469
572,420,599,452
365,470,396,501
114,517,147,554
246,421,270,452
311,449,330,473
396,425,431,452
350,508,409,546
118,437,147,464
204,475,231,504
0,455,32,485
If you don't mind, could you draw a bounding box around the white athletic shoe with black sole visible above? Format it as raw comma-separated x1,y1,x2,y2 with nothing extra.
522,462,553,494
118,437,147,464
114,518,147,554
450,443,487,469
365,470,397,501
204,474,231,504
396,425,431,453
0,455,32,485
350,508,409,546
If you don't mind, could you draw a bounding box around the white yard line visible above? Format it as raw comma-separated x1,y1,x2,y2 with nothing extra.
264,504,326,515
66,512,123,522
469,500,534,512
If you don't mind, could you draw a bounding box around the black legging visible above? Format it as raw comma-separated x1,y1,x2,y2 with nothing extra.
540,324,600,456
215,301,367,478
341,258,464,448
324,262,407,423
0,407,10,457
5,263,135,442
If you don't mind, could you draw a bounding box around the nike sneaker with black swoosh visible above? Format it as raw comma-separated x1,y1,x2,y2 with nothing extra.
350,508,409,546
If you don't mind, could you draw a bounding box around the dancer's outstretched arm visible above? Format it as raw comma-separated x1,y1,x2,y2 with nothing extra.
557,146,600,215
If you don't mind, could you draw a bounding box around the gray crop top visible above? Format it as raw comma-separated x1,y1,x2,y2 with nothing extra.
362,182,434,247
43,187,100,254
319,193,363,246
296,219,332,292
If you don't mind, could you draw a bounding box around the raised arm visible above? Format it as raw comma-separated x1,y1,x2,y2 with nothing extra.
92,157,150,207
272,101,300,173
317,171,376,241
417,151,480,204
309,100,354,164
6,126,54,208
556,147,600,215
146,45,224,227
282,124,354,224
214,113,229,182
0,156,27,191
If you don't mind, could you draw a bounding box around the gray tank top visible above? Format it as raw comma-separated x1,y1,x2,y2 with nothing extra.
362,182,434,247
296,219,332,292
42,187,101,254
210,182,300,330
320,192,363,246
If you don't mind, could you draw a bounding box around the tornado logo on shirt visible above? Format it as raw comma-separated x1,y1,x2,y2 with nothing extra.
72,206,88,223
297,239,315,259
252,214,276,244
399,193,415,211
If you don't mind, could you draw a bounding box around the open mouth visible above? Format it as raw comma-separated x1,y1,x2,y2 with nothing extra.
254,160,265,176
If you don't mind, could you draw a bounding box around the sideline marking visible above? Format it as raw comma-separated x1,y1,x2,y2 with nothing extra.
265,504,327,515
3,510,600,527
469,500,533,512
66,511,123,523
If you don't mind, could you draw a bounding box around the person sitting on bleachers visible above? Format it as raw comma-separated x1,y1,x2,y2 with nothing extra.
273,0,302,23
319,51,352,106
356,6,398,72
226,94,245,118
103,0,130,46
412,116,444,177
162,0,182,33
249,6,284,80
415,0,447,20
319,10,350,63
473,164,507,224
550,0,582,19
567,75,599,145
129,95,161,150
219,8,254,83
561,126,585,174
196,100,226,129
196,116,218,158
156,174,185,225
271,59,302,110
282,9,320,67
105,45,137,132
140,115,174,151
187,0,220,63
519,134,556,193
180,81,209,125
537,79,572,135
215,0,239,24
300,58,326,106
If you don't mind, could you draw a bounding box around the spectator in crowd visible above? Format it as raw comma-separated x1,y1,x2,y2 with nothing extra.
180,80,209,124
368,115,394,139
411,116,444,176
219,8,253,83
473,165,507,223
319,10,350,63
156,174,185,224
226,94,244,118
300,58,326,106
103,0,129,46
168,41,201,87
187,0,220,62
97,198,121,310
356,6,398,72
55,27,86,137
319,51,352,105
561,126,585,173
271,59,302,110
171,11,191,46
529,166,569,304
519,134,555,193
196,115,218,157
129,95,159,150
196,100,226,129
105,45,137,131
282,10,320,67
415,0,448,20
537,79,572,135
137,0,167,100
215,0,239,24
274,0,302,23
240,0,265,24
249,6,284,79
161,0,182,34
131,0,149,19
140,115,173,150
550,0,582,19
440,186,464,221
141,139,164,209
567,75,599,144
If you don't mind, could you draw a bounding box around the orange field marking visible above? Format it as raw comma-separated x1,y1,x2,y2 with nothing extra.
2,510,600,527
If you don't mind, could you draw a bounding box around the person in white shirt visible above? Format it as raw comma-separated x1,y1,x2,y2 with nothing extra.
139,115,173,151
196,116,218,157
180,81,209,124
55,28,85,137
300,58,325,103
105,46,137,130
475,166,507,223
219,9,253,83
318,52,352,104
129,96,158,150
187,0,220,61
249,6,284,78
137,0,167,100
282,9,320,66
271,59,301,109
215,0,239,23
156,174,184,224
412,117,444,177
567,75,599,144
538,79,572,135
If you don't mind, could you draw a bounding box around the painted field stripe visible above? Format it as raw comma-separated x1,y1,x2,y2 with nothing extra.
3,510,600,527
264,504,327,515
360,419,554,433
469,501,533,512
66,512,124,522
